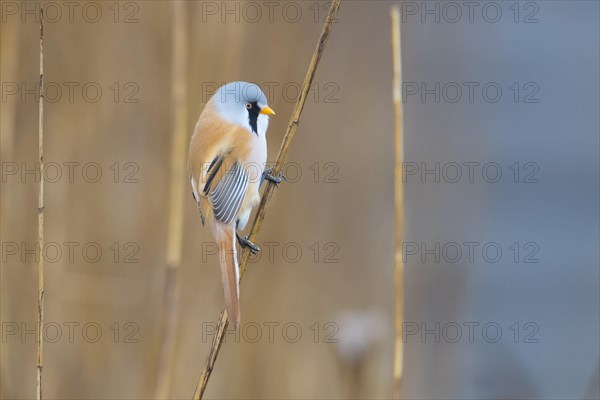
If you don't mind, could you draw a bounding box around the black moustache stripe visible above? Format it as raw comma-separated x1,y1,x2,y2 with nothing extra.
248,102,260,135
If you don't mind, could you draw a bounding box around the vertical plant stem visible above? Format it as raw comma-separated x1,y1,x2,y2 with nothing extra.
192,0,342,398
1,15,20,168
390,6,405,400
0,19,22,399
155,1,188,398
36,8,45,400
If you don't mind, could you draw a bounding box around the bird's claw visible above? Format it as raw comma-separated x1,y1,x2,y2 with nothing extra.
237,234,261,255
262,168,287,187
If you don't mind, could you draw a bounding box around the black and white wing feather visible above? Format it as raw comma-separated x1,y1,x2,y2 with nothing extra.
205,159,248,224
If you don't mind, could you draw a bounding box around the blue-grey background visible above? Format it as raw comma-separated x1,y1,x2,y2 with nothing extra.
402,1,599,399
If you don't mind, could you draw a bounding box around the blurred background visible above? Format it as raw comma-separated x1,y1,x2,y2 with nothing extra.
1,1,598,399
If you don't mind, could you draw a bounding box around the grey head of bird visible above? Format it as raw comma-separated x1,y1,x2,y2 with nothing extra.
212,81,275,136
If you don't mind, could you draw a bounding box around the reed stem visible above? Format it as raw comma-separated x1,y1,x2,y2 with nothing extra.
390,6,405,400
155,1,189,398
36,7,45,400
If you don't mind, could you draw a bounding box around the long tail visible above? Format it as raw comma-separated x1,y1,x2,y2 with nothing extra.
214,224,240,326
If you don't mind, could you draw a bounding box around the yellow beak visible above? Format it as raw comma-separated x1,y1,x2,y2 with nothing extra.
260,106,276,115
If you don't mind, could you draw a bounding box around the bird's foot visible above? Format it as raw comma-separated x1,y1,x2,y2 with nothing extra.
261,168,287,188
237,234,261,255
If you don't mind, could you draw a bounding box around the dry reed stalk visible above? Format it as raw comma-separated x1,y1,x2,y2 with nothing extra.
1,22,23,399
154,1,189,398
192,0,342,398
1,17,20,166
36,8,45,400
390,6,405,400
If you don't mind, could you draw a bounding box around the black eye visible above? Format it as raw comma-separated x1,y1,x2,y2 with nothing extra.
245,103,252,109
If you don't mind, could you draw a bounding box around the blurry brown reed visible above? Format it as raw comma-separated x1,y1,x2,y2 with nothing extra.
0,11,19,169
390,6,405,400
154,1,189,398
36,8,45,400
192,0,342,398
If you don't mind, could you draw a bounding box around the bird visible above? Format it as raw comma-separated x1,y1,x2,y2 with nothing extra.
188,82,279,326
